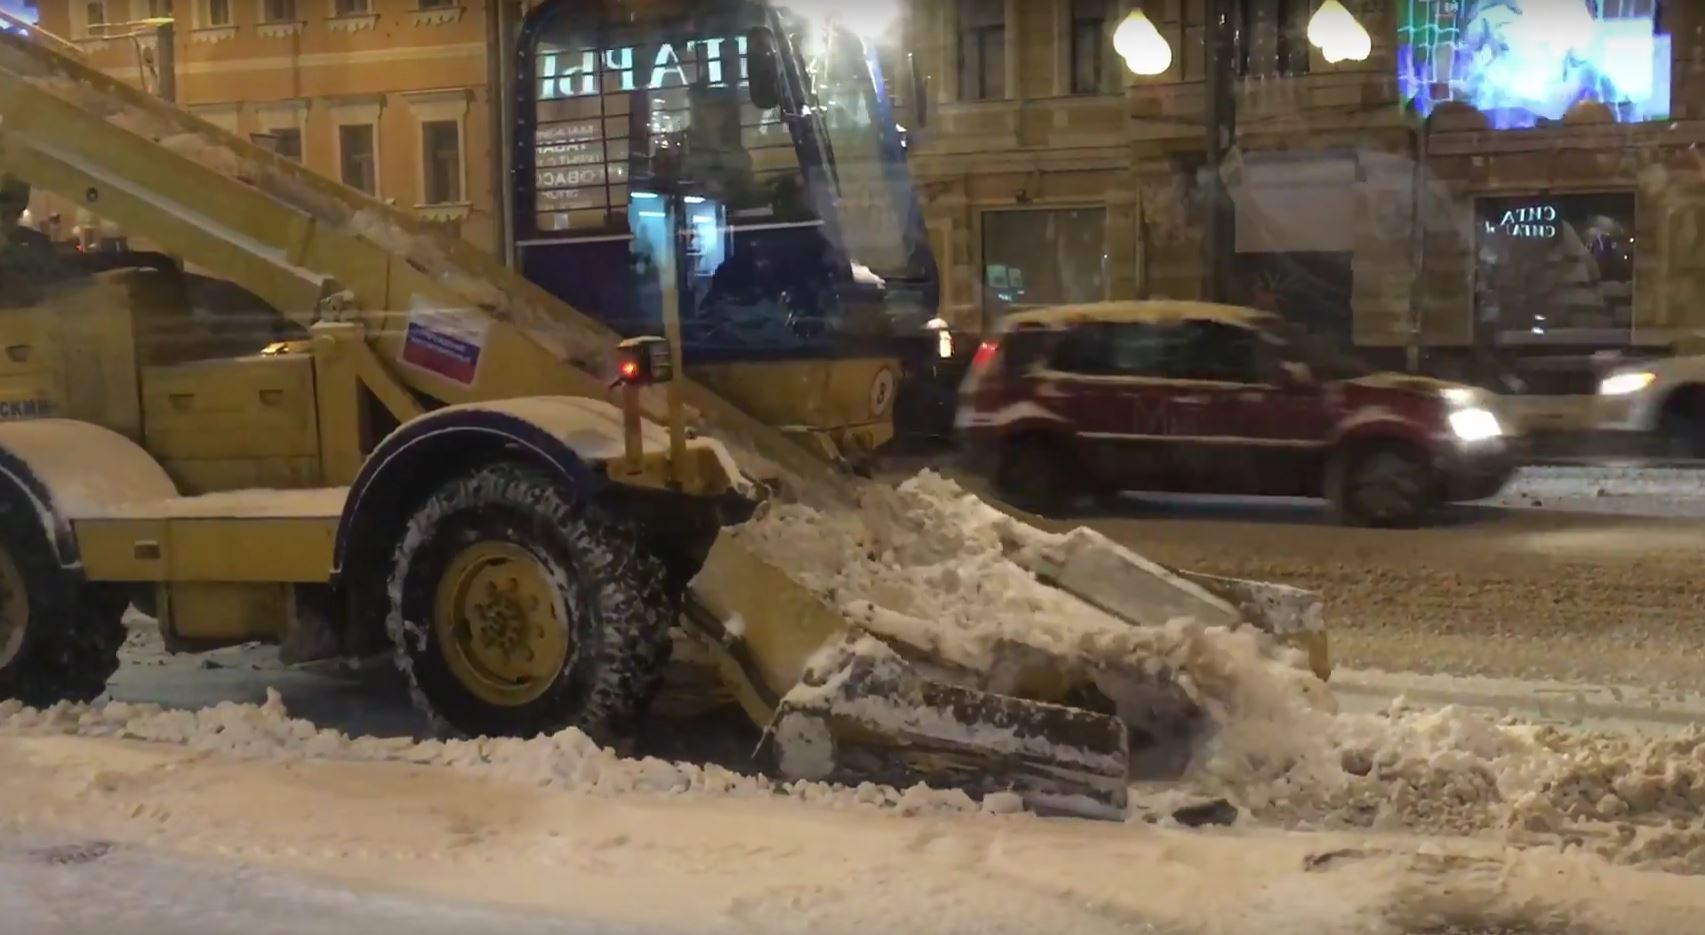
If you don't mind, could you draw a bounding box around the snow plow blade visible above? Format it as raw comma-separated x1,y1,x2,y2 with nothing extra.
685,535,1131,819
1000,527,1331,680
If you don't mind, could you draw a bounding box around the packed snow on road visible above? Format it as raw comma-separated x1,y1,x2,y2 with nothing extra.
7,471,1705,933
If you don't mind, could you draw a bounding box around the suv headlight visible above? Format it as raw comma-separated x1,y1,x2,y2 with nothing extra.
1598,371,1656,396
1449,407,1503,443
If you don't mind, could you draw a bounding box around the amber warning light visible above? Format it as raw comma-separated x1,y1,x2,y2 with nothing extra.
614,336,673,386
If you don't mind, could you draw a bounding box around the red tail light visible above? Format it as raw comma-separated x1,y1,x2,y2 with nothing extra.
960,338,1005,411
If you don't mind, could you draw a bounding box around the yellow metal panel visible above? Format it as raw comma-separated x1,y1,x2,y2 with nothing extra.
0,305,63,419
309,323,365,486
52,278,141,440
142,354,320,462
693,358,901,431
159,457,321,496
162,583,290,643
75,514,336,584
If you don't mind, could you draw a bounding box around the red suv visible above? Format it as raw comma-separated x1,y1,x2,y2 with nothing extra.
956,302,1517,526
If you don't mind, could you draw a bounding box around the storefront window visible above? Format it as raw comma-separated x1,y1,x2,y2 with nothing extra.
981,208,1106,323
1474,192,1636,349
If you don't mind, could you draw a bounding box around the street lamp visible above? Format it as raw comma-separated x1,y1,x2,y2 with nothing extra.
1114,10,1171,76
1306,0,1371,64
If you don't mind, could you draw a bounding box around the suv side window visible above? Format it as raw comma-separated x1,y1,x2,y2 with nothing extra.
1109,322,1177,377
1049,323,1116,374
1173,319,1267,383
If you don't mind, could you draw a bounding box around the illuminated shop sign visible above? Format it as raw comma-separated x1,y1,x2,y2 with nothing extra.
1485,204,1560,240
538,37,750,101
1398,0,1670,131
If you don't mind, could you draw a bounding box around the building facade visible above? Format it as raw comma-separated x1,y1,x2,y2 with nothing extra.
32,0,501,251
23,0,1705,397
903,0,1705,395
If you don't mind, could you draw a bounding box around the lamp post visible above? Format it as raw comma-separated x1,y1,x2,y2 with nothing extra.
1116,2,1369,304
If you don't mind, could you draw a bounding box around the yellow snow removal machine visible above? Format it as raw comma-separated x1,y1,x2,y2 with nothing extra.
0,7,1326,819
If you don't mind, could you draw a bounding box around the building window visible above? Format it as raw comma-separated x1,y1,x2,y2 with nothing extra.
206,0,231,26
144,0,173,18
1070,0,1119,94
338,124,377,195
1473,192,1636,392
1238,0,1309,77
333,0,369,15
957,0,1005,101
85,1,108,29
418,0,455,7
253,127,302,161
981,207,1107,322
261,0,296,23
421,120,462,205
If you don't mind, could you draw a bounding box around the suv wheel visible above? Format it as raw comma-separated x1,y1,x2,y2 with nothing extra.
995,441,1074,516
1657,391,1705,459
1328,443,1435,528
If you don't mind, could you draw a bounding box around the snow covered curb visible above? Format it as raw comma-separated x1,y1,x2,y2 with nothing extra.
0,691,991,818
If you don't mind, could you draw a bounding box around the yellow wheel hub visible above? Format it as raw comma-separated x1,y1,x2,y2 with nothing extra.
432,541,571,707
0,547,27,670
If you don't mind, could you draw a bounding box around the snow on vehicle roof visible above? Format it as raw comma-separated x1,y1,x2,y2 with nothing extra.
1000,301,1275,330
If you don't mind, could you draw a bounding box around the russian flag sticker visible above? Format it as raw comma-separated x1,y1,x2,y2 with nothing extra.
401,307,489,386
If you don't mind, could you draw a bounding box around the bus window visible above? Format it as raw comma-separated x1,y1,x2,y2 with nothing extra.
527,11,812,237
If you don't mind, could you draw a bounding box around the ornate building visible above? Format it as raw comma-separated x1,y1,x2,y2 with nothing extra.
902,0,1702,396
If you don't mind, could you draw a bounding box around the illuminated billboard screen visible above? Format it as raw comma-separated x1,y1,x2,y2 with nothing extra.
1398,0,1670,130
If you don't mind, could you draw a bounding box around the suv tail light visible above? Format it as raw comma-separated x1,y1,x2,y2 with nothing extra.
960,338,1005,410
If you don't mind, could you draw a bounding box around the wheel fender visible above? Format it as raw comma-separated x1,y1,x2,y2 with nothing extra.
333,396,646,583
1327,410,1438,454
0,420,177,567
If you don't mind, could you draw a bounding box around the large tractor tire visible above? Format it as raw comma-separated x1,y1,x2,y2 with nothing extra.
385,463,675,743
1327,442,1436,528
0,487,126,707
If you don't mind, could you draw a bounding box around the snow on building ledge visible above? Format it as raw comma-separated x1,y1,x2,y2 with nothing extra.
256,20,304,39
189,26,236,44
327,13,378,33
417,202,470,223
412,5,463,26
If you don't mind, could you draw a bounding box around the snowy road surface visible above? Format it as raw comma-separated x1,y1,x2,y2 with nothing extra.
1,831,684,935
1038,466,1705,690
4,464,1704,932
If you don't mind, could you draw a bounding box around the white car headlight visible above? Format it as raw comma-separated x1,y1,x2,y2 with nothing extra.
1598,371,1656,396
1449,407,1503,443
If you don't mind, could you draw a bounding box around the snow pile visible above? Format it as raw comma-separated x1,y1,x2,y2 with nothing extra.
0,692,982,818
1180,693,1705,874
737,471,1321,707
740,472,1705,872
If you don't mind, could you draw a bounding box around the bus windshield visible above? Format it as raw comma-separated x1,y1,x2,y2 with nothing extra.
796,21,915,281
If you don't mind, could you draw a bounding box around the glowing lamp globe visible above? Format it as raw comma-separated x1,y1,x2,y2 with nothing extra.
1114,10,1172,77
1307,0,1371,63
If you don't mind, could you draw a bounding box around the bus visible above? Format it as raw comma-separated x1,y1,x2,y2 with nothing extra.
513,0,943,460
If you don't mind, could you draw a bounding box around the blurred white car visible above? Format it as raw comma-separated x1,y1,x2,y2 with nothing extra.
1596,355,1705,456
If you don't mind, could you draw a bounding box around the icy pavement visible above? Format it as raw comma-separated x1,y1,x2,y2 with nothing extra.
1494,465,1705,517
0,830,685,935
2,726,1703,935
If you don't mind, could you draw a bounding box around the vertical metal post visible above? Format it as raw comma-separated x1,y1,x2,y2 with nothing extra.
659,193,688,486
1407,114,1431,373
488,0,518,267
154,21,176,104
1202,0,1236,303
621,382,645,473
